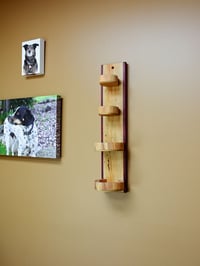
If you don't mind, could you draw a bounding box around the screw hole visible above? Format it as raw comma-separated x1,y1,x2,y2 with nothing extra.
111,66,114,69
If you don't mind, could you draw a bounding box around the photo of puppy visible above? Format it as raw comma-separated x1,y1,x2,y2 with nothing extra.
21,38,45,76
4,106,38,157
23,43,39,75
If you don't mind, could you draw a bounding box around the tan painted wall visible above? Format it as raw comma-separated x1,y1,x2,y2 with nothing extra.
1,0,200,265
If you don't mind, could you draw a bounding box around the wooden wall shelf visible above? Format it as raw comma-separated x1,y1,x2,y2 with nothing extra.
94,62,128,193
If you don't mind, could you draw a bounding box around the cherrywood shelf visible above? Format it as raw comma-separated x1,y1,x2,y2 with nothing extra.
94,62,128,193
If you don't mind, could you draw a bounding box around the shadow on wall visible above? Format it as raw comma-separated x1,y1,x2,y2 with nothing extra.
104,191,135,213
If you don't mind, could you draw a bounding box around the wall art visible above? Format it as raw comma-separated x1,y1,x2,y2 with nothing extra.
0,95,62,159
22,38,45,76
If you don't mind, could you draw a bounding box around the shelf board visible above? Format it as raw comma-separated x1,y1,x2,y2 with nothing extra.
99,74,119,87
95,179,124,192
95,142,124,151
98,105,120,116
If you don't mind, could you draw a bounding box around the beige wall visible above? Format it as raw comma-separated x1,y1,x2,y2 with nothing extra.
1,0,200,265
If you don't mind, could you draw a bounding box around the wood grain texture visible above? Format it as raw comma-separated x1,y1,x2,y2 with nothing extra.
99,74,119,87
95,179,124,192
97,62,128,192
98,105,120,116
95,142,124,151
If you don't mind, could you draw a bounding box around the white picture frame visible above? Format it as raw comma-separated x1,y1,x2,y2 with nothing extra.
21,38,45,76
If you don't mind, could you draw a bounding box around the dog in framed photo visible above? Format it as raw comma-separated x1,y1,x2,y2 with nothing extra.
23,43,39,75
3,106,38,157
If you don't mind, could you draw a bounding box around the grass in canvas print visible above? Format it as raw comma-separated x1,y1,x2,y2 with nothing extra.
0,95,62,159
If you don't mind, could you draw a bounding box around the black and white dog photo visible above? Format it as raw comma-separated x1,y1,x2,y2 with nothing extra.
4,106,38,157
23,43,39,75
22,38,45,76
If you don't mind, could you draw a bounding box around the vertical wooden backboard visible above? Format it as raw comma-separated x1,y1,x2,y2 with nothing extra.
95,62,128,192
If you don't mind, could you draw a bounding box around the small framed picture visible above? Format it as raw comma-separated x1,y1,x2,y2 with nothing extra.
22,38,45,76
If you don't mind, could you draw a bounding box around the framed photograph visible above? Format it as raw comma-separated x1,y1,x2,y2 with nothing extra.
0,95,62,159
22,38,45,76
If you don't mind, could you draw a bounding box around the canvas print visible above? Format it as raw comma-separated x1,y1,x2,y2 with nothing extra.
22,38,45,76
0,95,62,159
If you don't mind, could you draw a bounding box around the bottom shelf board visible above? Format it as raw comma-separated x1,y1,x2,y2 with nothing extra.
95,179,124,192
